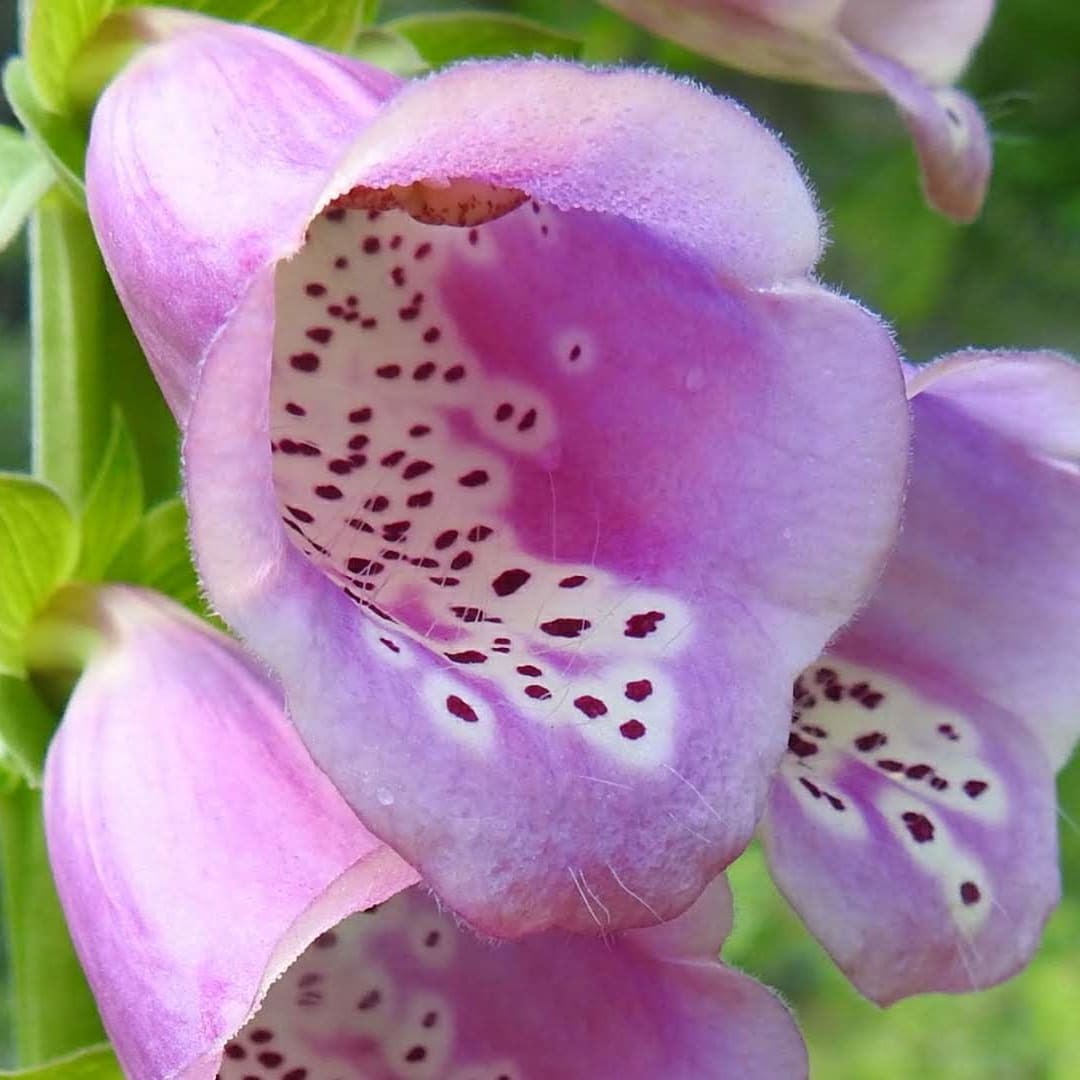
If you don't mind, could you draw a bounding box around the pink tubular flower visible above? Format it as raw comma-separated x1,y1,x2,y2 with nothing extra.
602,0,996,221
762,349,1080,1003
44,586,808,1078
86,16,909,937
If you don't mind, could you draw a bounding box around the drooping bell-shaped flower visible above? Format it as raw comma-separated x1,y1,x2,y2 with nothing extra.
601,0,995,221
761,349,1080,1003
86,15,909,936
44,585,808,1078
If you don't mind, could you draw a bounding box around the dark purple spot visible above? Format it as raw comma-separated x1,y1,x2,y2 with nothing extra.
382,521,410,543
290,352,319,373
224,1043,246,1060
516,664,542,677
314,931,337,948
930,777,949,791
403,460,433,480
905,763,932,780
960,881,981,905
799,778,822,798
404,1047,427,1063
446,650,487,664
964,780,988,799
447,695,478,723
423,326,442,344
492,568,530,596
467,525,494,542
283,1071,308,1080
540,617,590,638
409,424,431,437
788,732,818,758
364,494,389,512
285,401,306,416
877,759,904,773
286,506,314,524
357,989,381,1010
459,469,489,487
569,344,582,362
434,529,458,550
620,719,646,740
349,407,372,423
415,242,432,260
625,679,653,702
314,485,343,500
407,491,434,508
362,236,380,254
381,450,406,467
560,574,587,589
624,611,665,638
361,317,377,329
517,407,537,432
306,326,332,344
902,811,935,843
854,731,887,752
861,692,884,709
450,551,473,571
574,695,607,718
376,364,401,379
334,256,348,269
249,1028,274,1044
525,684,551,700
444,365,466,383
257,1051,283,1068
304,282,327,297
495,402,514,422
391,266,406,286
938,723,960,741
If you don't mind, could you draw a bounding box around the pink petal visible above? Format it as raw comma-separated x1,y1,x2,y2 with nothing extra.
43,587,418,1079
87,35,909,936
316,60,823,288
855,350,1080,768
847,47,991,222
86,20,399,418
763,349,1080,1003
184,197,907,937
219,878,807,1079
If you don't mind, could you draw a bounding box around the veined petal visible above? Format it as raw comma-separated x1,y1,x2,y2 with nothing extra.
763,658,1058,1004
219,878,808,1079
762,350,1080,1003
185,190,906,936
86,20,399,418
43,587,418,1079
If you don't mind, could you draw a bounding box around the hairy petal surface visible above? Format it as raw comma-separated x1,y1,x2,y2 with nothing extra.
601,0,994,219
186,189,906,936
219,879,807,1080
86,19,399,417
763,350,1080,1003
43,587,418,1079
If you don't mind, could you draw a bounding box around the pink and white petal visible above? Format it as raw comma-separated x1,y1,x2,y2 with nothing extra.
837,0,995,85
185,195,907,936
848,46,991,222
846,350,1080,767
43,586,418,1080
600,1,867,89
87,19,399,417
319,59,823,288
220,878,808,1079
763,657,1059,1004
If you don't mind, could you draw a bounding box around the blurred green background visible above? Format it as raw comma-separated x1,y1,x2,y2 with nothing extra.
2,0,1079,1075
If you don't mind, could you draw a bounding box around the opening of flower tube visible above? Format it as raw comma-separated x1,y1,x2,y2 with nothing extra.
271,188,707,768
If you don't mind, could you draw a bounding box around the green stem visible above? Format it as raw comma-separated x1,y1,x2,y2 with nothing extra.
29,190,110,505
0,784,105,1064
0,193,110,1064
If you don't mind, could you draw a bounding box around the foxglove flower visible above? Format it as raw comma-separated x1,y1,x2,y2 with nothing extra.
602,0,995,221
87,15,909,936
763,349,1080,1003
45,585,808,1078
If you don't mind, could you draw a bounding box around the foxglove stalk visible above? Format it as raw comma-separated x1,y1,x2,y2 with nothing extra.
86,14,909,936
762,349,1080,1003
44,586,808,1079
602,0,995,221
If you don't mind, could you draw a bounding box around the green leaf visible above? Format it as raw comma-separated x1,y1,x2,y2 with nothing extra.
77,412,144,580
107,497,202,612
352,27,428,77
151,0,370,51
0,126,53,251
0,476,78,678
0,786,105,1064
0,676,55,787
21,0,117,114
0,1044,120,1079
2,59,87,204
385,10,582,67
